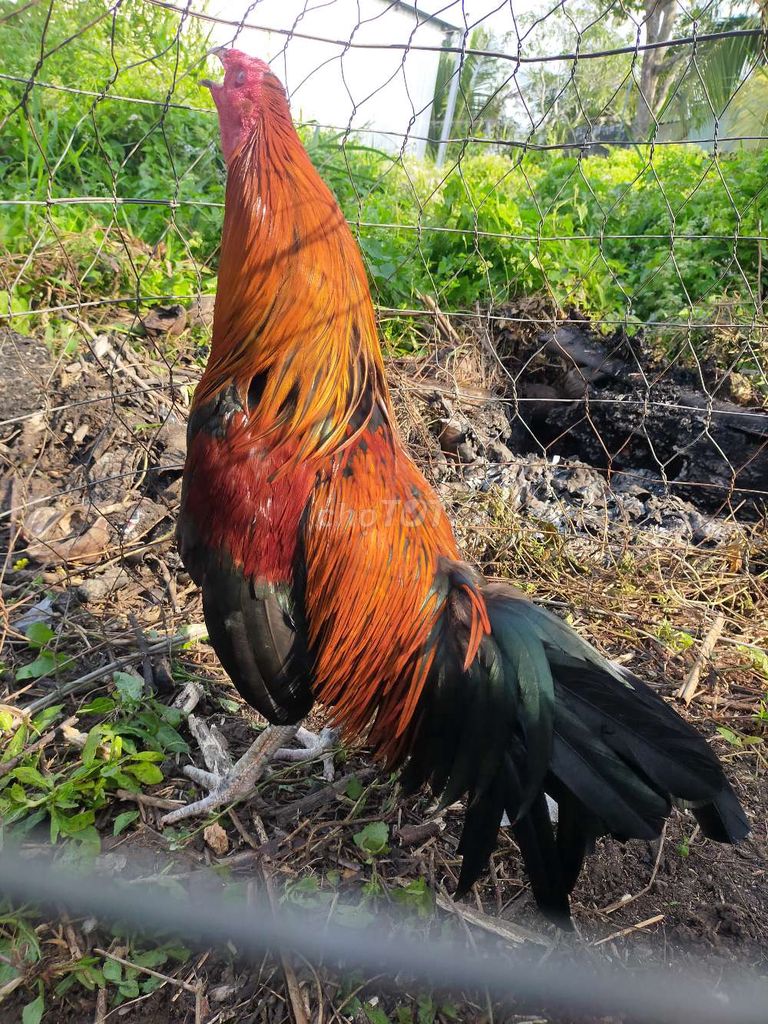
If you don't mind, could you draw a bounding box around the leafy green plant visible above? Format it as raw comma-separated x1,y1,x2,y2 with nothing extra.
282,872,376,928
283,874,331,911
0,672,188,849
15,623,72,682
739,644,768,681
0,679,191,1007
353,821,390,859
655,619,695,654
0,0,221,338
391,878,434,919
364,1001,392,1024
0,906,191,1018
716,725,763,748
345,775,365,801
21,987,44,1024
55,942,190,1006
0,908,43,1019
361,993,456,1024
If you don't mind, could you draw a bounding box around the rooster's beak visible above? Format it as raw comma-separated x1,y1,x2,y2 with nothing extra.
200,47,227,90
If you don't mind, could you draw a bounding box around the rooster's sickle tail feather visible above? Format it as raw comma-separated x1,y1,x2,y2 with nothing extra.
402,578,749,925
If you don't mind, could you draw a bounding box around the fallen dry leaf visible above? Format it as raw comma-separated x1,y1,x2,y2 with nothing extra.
187,293,215,329
203,822,229,855
22,504,110,565
140,304,187,337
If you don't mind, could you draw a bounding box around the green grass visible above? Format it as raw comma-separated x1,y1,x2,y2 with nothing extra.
1,0,766,377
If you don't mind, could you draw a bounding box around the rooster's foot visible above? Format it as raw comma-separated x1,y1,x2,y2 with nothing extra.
272,726,339,781
161,723,298,826
186,713,233,776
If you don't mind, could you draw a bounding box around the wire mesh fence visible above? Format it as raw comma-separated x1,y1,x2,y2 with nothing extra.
2,843,768,1024
0,0,767,1020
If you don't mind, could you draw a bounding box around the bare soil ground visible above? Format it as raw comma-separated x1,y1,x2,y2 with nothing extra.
1,312,766,1023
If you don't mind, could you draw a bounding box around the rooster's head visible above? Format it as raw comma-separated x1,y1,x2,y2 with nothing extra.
202,49,289,162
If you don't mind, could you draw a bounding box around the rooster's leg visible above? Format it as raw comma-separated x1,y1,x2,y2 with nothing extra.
161,724,298,825
272,726,339,781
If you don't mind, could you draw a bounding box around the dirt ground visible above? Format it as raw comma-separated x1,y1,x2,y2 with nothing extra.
1,314,766,1023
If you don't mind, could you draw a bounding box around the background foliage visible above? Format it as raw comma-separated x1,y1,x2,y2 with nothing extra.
1,2,767,1020
1,0,766,369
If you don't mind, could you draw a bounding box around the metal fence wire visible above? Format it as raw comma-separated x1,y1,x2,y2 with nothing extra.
0,0,767,1020
0,845,768,1024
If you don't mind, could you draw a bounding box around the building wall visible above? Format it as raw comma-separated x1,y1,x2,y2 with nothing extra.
205,0,452,157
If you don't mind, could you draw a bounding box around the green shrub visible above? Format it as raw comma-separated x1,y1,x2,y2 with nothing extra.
1,0,766,374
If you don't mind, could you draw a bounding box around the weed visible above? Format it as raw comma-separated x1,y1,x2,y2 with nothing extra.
0,672,187,850
716,725,764,749
353,821,390,859
55,942,190,1005
676,836,691,858
655,620,695,654
2,2,767,376
0,909,191,1020
15,623,73,683
739,645,768,681
391,878,434,919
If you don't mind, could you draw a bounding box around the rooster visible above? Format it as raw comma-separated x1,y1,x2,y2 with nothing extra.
163,50,748,924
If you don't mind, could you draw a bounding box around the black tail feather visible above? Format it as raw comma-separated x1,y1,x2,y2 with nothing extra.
510,788,572,927
455,773,506,898
546,778,597,894
554,664,729,804
403,576,749,927
551,705,670,839
691,778,750,842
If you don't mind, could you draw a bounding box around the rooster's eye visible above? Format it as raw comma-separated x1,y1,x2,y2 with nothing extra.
235,70,246,87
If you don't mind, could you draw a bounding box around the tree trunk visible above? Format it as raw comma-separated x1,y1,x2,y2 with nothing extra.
634,0,679,137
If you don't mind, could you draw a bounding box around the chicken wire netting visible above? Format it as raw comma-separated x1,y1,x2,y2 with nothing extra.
0,1,767,1018
2,0,767,630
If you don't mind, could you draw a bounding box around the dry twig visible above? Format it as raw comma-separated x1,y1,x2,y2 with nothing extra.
435,892,552,948
252,814,311,1024
271,769,375,824
592,914,665,946
115,788,184,811
20,624,207,715
601,823,668,915
420,293,463,346
93,946,198,992
92,986,107,1024
678,613,726,704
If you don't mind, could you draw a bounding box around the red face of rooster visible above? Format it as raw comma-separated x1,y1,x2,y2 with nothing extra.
202,49,287,162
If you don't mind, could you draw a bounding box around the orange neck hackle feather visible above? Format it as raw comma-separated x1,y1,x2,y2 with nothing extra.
195,76,389,467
